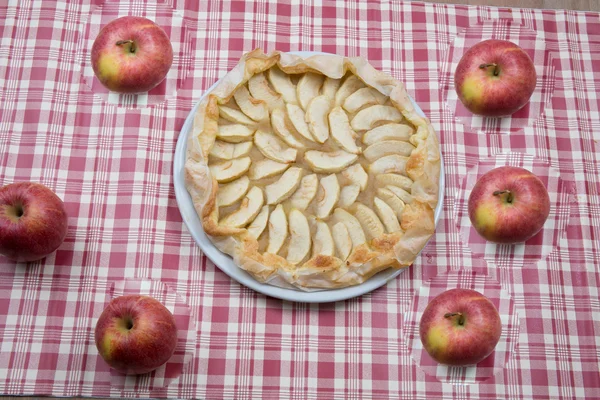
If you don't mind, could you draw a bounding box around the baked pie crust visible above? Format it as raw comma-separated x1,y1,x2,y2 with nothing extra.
185,50,441,290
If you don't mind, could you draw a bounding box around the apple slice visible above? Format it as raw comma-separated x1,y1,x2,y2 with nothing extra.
297,72,324,110
286,104,317,143
305,95,332,143
233,85,269,122
352,202,384,239
217,124,256,143
249,159,290,180
286,209,311,264
267,66,298,105
375,173,413,192
363,140,415,162
219,105,256,125
362,123,413,145
377,187,405,219
219,186,264,228
210,157,251,183
328,107,361,154
338,184,361,209
289,173,319,210
247,205,270,239
254,129,297,163
369,154,408,175
217,176,250,207
386,185,413,204
340,164,369,191
332,222,353,260
321,77,341,100
304,150,358,173
334,75,366,107
351,105,403,131
265,167,304,205
209,140,253,160
374,197,401,233
271,108,304,149
312,220,334,257
248,72,285,111
343,87,388,114
266,204,287,254
315,174,340,218
333,208,366,246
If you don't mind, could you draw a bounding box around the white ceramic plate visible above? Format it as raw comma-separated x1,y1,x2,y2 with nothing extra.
173,51,445,303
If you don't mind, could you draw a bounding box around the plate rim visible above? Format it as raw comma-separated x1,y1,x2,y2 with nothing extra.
173,50,445,303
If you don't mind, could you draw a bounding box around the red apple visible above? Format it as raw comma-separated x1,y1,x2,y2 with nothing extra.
91,16,173,93
419,288,502,366
0,182,68,262
95,295,178,375
468,166,550,244
454,39,536,117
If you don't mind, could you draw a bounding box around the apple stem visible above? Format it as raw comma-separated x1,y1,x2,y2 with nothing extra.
479,63,499,76
444,312,465,326
493,189,513,203
116,39,136,53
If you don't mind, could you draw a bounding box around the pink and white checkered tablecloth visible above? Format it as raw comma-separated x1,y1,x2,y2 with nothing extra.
1,1,599,399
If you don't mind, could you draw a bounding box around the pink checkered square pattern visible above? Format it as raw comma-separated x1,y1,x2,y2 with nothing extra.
1,1,599,399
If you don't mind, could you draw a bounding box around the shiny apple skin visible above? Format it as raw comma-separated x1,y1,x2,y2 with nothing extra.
95,295,178,375
91,16,173,93
0,182,68,262
468,166,550,244
454,39,537,117
419,288,502,366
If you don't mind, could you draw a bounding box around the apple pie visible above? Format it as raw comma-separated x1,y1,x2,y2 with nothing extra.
185,50,441,290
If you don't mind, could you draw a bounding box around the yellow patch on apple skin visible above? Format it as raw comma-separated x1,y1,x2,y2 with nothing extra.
100,334,113,361
426,325,449,357
474,203,498,235
96,55,121,90
460,76,484,107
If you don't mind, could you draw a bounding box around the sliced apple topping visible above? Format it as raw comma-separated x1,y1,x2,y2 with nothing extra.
249,159,290,180
333,208,366,246
233,84,269,122
247,205,270,240
321,77,341,100
386,185,413,204
217,124,256,143
377,188,405,219
286,209,311,264
219,186,264,228
266,204,287,254
289,174,318,210
342,87,388,114
328,107,361,154
340,164,368,191
362,123,413,146
210,157,252,183
267,66,298,105
265,167,304,205
315,174,340,218
304,150,358,173
332,222,352,260
363,140,415,162
334,75,366,107
248,72,285,111
297,72,324,110
254,129,297,163
286,104,317,143
217,176,250,207
375,173,413,192
352,202,385,240
351,105,403,131
338,184,361,209
209,140,253,160
312,220,334,257
305,95,332,143
219,105,256,125
271,108,304,148
369,154,408,175
374,197,401,233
